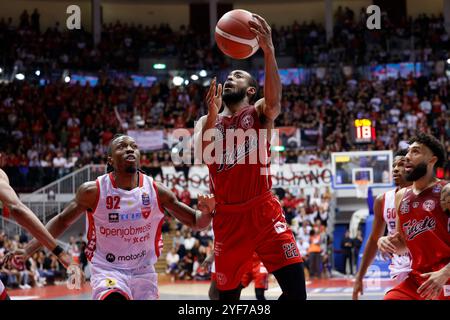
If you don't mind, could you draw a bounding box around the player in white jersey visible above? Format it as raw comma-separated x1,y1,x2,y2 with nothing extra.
19,134,215,300
0,168,73,300
352,149,413,300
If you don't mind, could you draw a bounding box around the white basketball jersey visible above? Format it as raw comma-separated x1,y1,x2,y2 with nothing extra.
382,188,412,280
85,172,165,270
383,189,397,235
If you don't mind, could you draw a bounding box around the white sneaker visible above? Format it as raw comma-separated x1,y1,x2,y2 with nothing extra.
19,285,26,290
24,284,32,289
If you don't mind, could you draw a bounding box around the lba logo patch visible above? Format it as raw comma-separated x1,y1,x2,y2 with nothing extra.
433,184,442,194
142,192,150,206
422,200,435,212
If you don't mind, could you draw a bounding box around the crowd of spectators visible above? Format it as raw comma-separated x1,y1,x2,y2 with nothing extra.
1,8,448,73
0,9,449,194
1,71,449,192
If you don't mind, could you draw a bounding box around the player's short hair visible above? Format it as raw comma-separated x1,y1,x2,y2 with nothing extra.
408,133,446,168
394,149,408,157
247,75,259,104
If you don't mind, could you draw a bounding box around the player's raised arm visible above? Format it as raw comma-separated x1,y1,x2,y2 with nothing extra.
154,182,214,231
250,14,281,120
353,194,387,300
0,169,71,266
23,181,98,258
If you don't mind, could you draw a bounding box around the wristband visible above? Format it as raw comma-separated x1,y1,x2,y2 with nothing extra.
52,245,64,257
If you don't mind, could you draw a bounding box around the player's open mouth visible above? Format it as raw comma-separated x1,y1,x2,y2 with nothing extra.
125,155,136,161
224,82,234,89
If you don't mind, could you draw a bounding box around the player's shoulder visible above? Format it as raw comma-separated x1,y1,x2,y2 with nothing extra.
0,169,8,183
375,192,385,203
77,180,99,196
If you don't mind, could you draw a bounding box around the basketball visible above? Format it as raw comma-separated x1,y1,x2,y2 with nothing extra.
215,9,259,60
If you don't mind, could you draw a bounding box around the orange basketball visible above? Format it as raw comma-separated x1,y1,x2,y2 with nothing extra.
215,9,259,60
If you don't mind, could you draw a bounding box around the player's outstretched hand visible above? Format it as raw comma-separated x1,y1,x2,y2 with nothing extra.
205,78,222,118
417,268,449,300
248,14,274,53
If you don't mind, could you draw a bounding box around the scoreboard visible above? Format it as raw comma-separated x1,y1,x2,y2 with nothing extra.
353,119,375,144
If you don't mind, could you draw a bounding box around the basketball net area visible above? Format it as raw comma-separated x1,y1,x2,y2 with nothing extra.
353,168,373,199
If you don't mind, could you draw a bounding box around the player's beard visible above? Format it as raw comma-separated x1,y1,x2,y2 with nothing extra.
405,162,428,181
222,87,247,105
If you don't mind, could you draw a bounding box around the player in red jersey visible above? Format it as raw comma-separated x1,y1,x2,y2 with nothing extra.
0,168,72,300
352,149,413,300
194,14,305,300
378,133,450,300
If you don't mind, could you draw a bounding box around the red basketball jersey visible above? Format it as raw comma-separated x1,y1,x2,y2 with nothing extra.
398,181,450,274
208,105,272,204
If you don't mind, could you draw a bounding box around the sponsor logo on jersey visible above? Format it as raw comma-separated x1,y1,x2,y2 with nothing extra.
109,213,120,223
142,192,150,206
118,250,147,262
109,212,142,223
402,216,436,241
106,253,116,263
105,278,117,288
433,184,442,194
422,200,435,212
400,200,410,214
142,208,151,219
412,202,420,209
240,114,254,130
216,272,227,286
99,222,152,238
274,221,287,234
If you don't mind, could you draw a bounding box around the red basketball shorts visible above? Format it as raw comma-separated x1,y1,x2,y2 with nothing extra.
213,191,303,291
